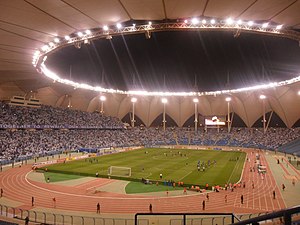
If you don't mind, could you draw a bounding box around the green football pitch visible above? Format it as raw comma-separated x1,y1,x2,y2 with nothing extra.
44,148,246,187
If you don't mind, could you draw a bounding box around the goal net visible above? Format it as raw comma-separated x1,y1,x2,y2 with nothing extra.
108,166,131,177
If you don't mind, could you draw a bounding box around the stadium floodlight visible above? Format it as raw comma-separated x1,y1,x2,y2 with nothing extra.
184,19,188,24
237,19,243,25
225,97,232,102
161,98,168,104
202,19,207,24
131,97,137,103
41,45,49,51
276,24,283,30
262,23,269,28
248,21,254,26
48,42,54,47
54,38,60,43
226,18,234,25
77,32,83,37
148,21,152,26
131,97,137,127
103,25,109,31
64,35,70,40
210,19,216,24
260,95,267,133
193,98,198,132
162,98,167,131
85,30,91,35
226,97,232,133
132,23,136,27
259,94,266,99
191,18,199,25
100,95,106,114
100,95,106,101
116,23,122,29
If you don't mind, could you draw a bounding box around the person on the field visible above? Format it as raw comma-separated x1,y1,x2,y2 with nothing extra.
96,203,100,213
202,200,205,210
149,203,153,213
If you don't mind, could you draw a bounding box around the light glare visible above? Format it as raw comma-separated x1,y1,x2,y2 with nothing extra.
193,98,199,103
116,23,122,29
259,95,266,99
103,25,109,31
262,23,269,28
100,96,106,101
77,32,83,37
131,97,137,103
85,30,91,35
41,45,48,51
202,19,206,24
248,21,253,26
184,19,188,23
161,98,168,104
237,20,243,25
225,97,232,102
226,18,233,25
210,19,216,24
65,35,70,40
276,24,283,30
191,18,199,24
54,38,60,43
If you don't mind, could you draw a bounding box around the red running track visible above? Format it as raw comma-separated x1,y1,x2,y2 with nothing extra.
0,151,286,214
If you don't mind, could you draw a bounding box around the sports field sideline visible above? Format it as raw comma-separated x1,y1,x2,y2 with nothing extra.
44,148,246,187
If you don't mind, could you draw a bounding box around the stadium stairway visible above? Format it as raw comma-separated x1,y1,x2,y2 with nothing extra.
173,132,179,145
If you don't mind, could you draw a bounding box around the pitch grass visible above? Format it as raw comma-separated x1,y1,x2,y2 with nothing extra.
44,172,84,183
125,181,183,194
44,148,245,188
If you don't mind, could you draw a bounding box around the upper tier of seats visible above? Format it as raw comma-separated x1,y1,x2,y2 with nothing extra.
0,101,124,129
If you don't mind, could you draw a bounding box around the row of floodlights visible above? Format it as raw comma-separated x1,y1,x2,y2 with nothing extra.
31,18,284,66
99,94,300,103
35,18,283,54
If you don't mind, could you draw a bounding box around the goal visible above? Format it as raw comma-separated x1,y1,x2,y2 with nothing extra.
108,166,131,177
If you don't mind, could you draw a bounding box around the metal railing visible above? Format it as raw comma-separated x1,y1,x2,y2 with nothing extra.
135,212,240,225
0,204,140,225
232,205,300,225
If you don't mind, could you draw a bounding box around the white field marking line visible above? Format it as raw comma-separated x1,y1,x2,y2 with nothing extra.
227,152,244,184
86,180,114,191
25,171,203,200
178,170,193,181
237,151,248,184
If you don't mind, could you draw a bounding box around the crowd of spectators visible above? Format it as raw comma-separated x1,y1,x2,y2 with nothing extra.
0,101,123,129
1,127,299,163
0,101,299,163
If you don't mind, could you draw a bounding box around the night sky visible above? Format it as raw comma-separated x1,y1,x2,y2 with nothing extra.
46,30,300,92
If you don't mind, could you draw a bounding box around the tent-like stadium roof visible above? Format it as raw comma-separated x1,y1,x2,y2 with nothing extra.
0,0,300,128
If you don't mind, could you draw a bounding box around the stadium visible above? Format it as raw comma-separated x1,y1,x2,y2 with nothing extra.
0,0,300,225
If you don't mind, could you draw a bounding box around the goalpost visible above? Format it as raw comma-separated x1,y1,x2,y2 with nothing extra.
108,166,131,177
